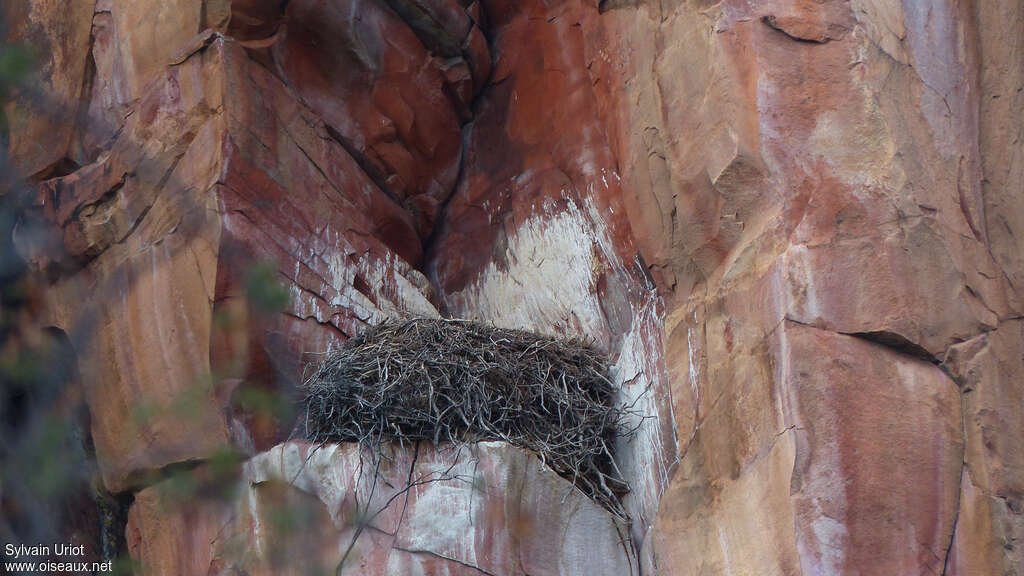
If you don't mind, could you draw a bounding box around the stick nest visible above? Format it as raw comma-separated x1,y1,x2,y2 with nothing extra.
300,318,638,519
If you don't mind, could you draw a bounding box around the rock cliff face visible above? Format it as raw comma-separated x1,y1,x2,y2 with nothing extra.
3,0,1022,574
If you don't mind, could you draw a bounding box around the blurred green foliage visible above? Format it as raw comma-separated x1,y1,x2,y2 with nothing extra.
235,385,294,423
0,343,43,385
0,42,33,139
0,43,32,96
244,262,289,314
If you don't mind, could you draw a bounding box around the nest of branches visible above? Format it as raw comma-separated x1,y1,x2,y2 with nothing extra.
299,318,639,519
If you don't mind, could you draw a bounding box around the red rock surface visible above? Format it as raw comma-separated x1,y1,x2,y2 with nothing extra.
2,0,94,178
20,34,440,491
581,0,1024,573
4,0,1023,574
268,0,484,239
427,0,678,537
944,319,1024,575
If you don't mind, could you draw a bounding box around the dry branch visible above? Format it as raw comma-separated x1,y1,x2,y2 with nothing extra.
299,318,639,519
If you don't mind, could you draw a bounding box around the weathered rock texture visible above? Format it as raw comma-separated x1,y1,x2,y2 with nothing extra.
194,441,636,575
4,0,1022,574
582,1,1023,573
125,443,638,576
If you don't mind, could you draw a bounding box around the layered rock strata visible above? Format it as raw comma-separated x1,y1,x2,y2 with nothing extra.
4,0,1022,574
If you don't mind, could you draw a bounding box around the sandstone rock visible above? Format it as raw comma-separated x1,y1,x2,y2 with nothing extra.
76,0,271,159
125,474,233,576
977,0,1024,306
269,0,473,238
27,35,438,491
2,0,94,178
783,325,962,575
944,319,1024,575
223,0,283,40
77,4,129,159
588,0,1017,335
8,0,1024,573
134,441,638,575
427,0,677,539
583,1,1022,572
213,32,441,448
29,40,231,492
257,441,637,575
650,323,963,575
69,0,208,161
106,0,202,105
